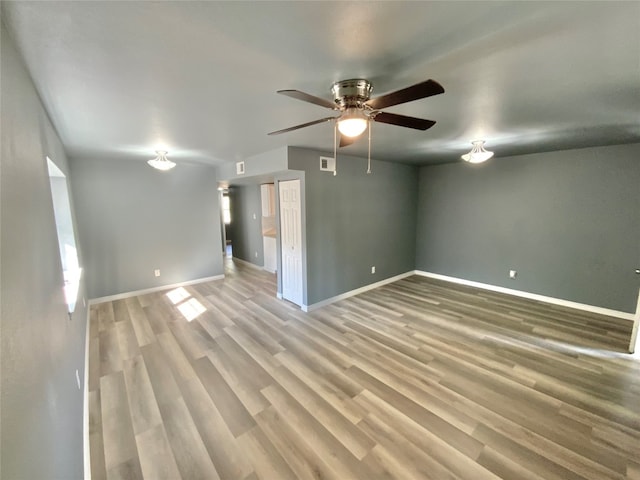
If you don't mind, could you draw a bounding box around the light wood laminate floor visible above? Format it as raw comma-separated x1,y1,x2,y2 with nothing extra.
88,258,640,480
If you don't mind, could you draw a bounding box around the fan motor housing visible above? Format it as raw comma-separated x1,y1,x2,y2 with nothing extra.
331,79,372,108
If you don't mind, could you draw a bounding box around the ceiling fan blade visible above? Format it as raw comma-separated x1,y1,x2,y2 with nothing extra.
339,134,358,148
365,79,444,110
373,112,436,130
268,117,336,136
277,90,338,110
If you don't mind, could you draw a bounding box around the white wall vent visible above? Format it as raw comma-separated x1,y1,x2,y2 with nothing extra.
236,161,245,175
319,156,335,172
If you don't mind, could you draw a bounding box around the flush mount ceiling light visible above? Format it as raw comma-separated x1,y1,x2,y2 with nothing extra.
461,140,494,164
147,150,176,171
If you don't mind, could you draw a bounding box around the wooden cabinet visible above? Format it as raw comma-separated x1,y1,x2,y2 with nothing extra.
261,183,276,217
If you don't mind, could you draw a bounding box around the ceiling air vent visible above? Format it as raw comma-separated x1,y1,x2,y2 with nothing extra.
236,161,245,175
319,156,335,172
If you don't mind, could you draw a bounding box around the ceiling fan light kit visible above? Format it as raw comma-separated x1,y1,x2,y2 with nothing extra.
147,150,176,171
461,140,494,164
337,108,368,137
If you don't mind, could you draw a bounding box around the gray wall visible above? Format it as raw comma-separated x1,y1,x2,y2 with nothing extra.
416,144,640,313
288,147,419,306
70,158,223,299
228,185,264,266
1,22,88,480
217,146,288,182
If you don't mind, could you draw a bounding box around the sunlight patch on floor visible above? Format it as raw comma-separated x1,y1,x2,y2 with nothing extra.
166,286,207,321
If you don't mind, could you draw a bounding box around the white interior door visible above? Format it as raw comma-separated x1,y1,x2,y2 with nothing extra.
279,179,303,306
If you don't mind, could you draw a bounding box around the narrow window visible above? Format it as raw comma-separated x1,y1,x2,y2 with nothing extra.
222,194,231,225
47,157,81,313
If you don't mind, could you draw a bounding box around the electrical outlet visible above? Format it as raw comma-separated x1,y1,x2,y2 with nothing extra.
255,251,258,258
154,269,161,277
371,266,376,274
253,213,257,220
509,269,517,279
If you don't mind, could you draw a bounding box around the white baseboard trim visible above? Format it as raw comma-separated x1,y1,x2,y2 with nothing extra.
414,270,636,322
276,292,283,300
301,271,415,312
88,274,225,305
232,257,264,270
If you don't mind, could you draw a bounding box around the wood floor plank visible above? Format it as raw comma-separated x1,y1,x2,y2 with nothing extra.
477,445,546,480
116,319,141,361
135,424,181,480
236,427,298,480
89,259,640,480
99,325,123,377
261,383,378,478
205,341,271,416
269,365,376,460
112,299,131,324
192,356,256,438
278,334,363,398
347,365,485,460
99,302,116,332
229,312,286,356
89,390,107,480
126,297,156,347
89,319,102,391
158,396,221,480
156,330,200,384
139,342,182,407
223,323,283,376
627,461,640,480
169,320,215,361
275,348,368,424
178,377,255,480
254,405,343,480
100,371,139,473
122,355,162,436
142,303,171,335
106,457,143,480
358,415,463,480
472,423,588,480
354,389,500,480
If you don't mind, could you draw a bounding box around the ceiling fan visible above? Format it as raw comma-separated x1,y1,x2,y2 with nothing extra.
268,78,444,147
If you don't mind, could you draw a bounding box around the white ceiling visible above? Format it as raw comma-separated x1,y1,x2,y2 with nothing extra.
3,1,639,167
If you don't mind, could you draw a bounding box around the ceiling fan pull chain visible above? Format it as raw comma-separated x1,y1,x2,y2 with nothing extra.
333,121,338,176
367,120,372,174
